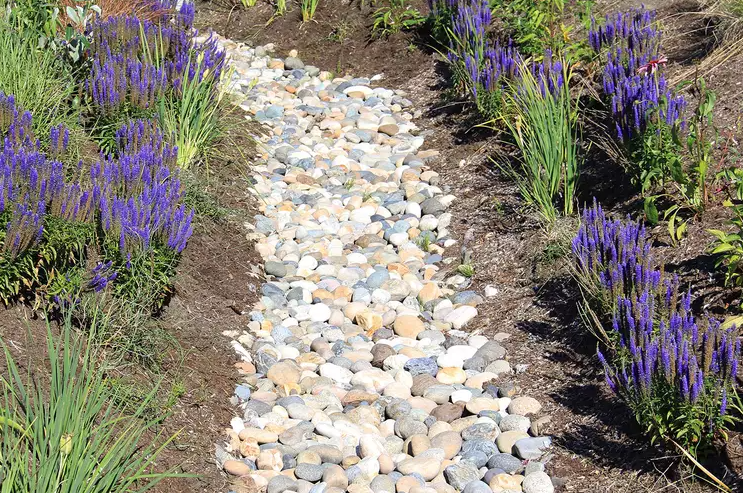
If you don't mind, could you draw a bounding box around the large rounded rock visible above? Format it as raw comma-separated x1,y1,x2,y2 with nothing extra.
522,471,554,493
394,315,425,338
430,402,464,423
430,430,462,459
443,461,480,491
295,463,324,482
508,396,542,416
396,456,440,480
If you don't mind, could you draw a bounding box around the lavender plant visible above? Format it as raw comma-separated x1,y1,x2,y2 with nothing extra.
0,93,193,307
85,1,226,160
573,201,739,452
589,7,713,235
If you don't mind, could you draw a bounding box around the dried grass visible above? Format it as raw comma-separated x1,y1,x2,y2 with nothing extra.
672,0,743,84
57,0,169,28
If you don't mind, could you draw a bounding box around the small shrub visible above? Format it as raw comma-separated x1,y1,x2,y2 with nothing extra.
0,93,193,308
0,314,185,492
371,0,425,38
328,20,353,43
500,57,579,221
488,0,565,57
572,201,739,453
589,7,716,240
457,263,474,277
85,2,225,157
710,164,743,292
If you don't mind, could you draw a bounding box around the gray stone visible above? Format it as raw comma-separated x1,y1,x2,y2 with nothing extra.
462,481,492,493
265,260,287,277
403,357,438,377
268,475,299,493
462,422,500,441
284,56,305,69
443,461,481,491
295,463,325,482
245,399,272,417
487,453,522,474
513,437,551,460
395,416,427,439
522,471,554,493
370,474,395,493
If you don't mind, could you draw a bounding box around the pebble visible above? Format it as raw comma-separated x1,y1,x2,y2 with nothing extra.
214,40,554,493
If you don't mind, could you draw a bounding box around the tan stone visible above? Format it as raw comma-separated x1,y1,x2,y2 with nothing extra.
238,428,279,444
257,448,283,471
394,315,425,338
465,397,500,415
356,310,383,332
436,367,466,385
430,430,462,459
418,283,443,304
496,431,529,454
267,361,301,386
489,473,524,491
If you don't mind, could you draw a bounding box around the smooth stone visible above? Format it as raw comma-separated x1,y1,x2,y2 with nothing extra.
508,397,542,416
522,471,554,493
430,431,462,459
295,463,325,482
496,431,529,454
396,456,440,481
499,415,531,433
488,453,523,474
513,437,551,460
443,461,480,491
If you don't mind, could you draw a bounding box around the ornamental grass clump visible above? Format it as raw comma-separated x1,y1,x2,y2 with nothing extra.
0,314,184,492
500,58,578,221
572,201,740,453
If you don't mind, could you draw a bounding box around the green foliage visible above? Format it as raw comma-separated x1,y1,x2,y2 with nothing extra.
489,0,594,59
0,214,91,306
636,79,717,244
328,20,353,43
158,52,225,169
301,0,319,22
1,0,59,43
710,164,743,291
0,315,186,492
499,60,580,222
457,263,475,277
415,234,432,252
371,0,425,38
619,365,736,453
239,0,257,7
0,19,82,154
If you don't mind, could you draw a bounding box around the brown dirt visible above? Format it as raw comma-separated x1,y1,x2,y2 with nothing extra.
147,118,264,492
192,0,743,490
195,0,433,87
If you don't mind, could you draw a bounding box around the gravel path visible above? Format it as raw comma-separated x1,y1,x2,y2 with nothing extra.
210,36,556,493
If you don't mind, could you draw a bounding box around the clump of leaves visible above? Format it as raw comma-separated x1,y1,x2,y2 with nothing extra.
371,0,425,38
0,313,187,492
457,263,475,277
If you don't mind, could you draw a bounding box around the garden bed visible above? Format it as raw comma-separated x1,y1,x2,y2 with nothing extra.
1,0,743,490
